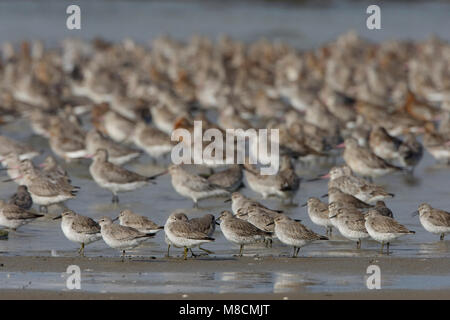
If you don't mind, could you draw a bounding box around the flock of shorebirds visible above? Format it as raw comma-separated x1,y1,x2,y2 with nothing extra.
0,32,450,260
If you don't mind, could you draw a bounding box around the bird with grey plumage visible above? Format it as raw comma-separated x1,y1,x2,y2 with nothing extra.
0,199,44,231
53,209,102,256
116,209,164,235
328,202,369,249
302,197,333,236
218,210,271,256
268,214,328,258
236,206,276,247
327,187,373,210
207,165,243,192
89,149,164,203
9,185,33,210
414,203,450,241
164,212,215,260
167,164,229,208
364,209,414,254
227,192,283,216
322,165,395,203
98,216,155,261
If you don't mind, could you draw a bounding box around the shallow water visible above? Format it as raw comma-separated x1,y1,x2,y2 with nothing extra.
0,117,450,261
1,270,449,294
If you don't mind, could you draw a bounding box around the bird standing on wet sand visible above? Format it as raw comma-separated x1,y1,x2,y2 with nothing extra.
364,209,415,254
98,216,155,261
341,137,403,180
53,210,102,256
167,165,229,208
0,200,44,230
89,149,164,203
117,209,164,235
327,187,373,210
323,165,394,203
218,210,271,257
303,197,333,236
328,202,369,249
207,165,243,192
9,185,33,210
415,203,450,241
17,160,78,213
228,192,283,216
269,215,328,258
85,129,142,166
164,212,215,260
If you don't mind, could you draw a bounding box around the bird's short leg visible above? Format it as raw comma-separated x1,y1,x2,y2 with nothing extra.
386,242,390,255
121,250,125,262
440,233,445,241
78,243,85,257
193,200,198,208
239,244,244,257
39,205,48,214
356,239,361,249
292,247,297,258
166,244,171,257
112,194,119,204
199,246,214,254
380,242,384,254
183,247,188,260
189,248,198,258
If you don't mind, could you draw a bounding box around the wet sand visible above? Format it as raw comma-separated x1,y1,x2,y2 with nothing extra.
0,255,449,299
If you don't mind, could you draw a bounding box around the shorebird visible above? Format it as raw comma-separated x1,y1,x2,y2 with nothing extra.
86,129,141,165
207,165,243,192
39,156,72,185
53,210,102,256
269,215,328,257
218,210,271,256
8,185,33,210
369,126,402,162
415,203,450,241
0,135,39,161
303,197,333,235
48,118,87,161
227,192,282,216
327,187,373,209
117,209,164,235
188,214,217,254
89,149,163,203
17,160,78,213
132,122,173,160
98,216,154,261
0,200,44,230
164,212,215,260
0,153,22,182
236,206,276,247
243,161,298,203
364,209,414,254
328,203,369,249
341,137,403,180
323,165,394,203
167,165,229,207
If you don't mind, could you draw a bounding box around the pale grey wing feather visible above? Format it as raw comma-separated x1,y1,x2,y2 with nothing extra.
370,216,411,233
72,215,101,234
1,204,41,220
169,221,212,240
110,224,149,240
98,162,147,183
